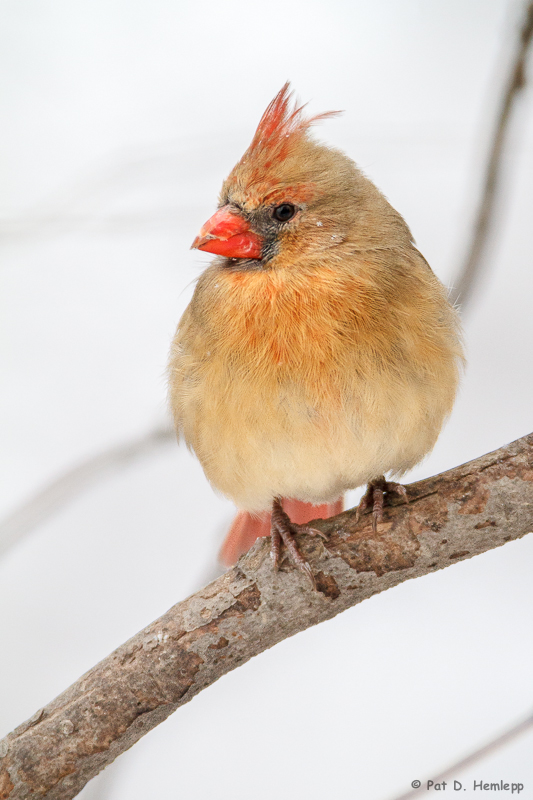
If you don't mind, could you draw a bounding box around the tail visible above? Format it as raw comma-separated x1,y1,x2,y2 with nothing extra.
219,497,344,567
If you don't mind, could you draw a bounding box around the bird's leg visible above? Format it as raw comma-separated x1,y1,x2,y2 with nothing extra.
270,524,282,570
356,476,408,532
270,498,319,587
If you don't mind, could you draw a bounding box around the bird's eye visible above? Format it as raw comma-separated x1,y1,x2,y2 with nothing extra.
272,203,297,223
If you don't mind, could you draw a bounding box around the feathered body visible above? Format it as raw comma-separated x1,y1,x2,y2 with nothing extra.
169,85,463,523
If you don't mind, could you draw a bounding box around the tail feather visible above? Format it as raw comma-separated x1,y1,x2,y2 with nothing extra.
219,497,344,567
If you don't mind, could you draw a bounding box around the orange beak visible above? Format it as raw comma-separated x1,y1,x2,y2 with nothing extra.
191,206,263,259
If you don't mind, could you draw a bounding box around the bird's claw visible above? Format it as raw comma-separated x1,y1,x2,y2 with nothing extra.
270,500,318,588
298,524,328,541
356,477,408,531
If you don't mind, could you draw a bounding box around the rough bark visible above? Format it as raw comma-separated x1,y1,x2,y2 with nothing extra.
1,433,533,800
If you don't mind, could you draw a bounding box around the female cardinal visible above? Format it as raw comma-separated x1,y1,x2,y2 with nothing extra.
169,84,463,583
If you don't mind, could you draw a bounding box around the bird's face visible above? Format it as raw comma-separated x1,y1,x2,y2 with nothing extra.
191,85,359,270
192,173,316,265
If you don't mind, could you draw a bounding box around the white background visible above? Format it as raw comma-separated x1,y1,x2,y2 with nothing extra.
1,1,532,798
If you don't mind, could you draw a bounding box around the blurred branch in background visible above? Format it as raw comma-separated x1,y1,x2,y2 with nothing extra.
0,425,174,560
450,0,533,310
0,145,182,239
0,133,229,240
1,432,532,800
391,710,533,800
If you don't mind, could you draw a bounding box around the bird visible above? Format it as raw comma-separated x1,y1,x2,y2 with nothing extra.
168,83,463,585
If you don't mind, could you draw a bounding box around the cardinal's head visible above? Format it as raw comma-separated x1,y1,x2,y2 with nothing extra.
191,84,407,270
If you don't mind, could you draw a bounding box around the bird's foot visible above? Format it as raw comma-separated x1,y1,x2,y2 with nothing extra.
356,477,408,532
270,498,324,587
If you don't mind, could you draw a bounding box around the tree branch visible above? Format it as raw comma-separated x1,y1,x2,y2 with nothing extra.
0,425,174,560
391,708,533,800
450,0,533,310
1,433,533,800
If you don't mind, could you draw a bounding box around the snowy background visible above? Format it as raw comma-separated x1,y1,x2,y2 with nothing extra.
1,1,533,798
